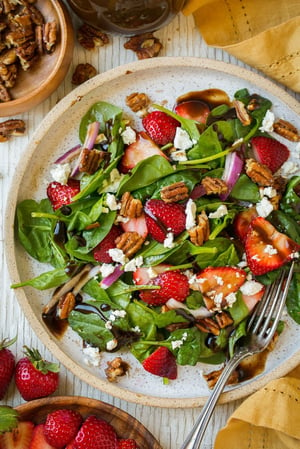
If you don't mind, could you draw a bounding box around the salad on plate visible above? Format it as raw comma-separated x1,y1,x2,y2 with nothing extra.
13,86,300,387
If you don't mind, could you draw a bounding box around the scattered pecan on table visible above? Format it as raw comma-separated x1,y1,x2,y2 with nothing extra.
124,32,162,59
72,63,98,85
77,23,109,51
0,119,25,142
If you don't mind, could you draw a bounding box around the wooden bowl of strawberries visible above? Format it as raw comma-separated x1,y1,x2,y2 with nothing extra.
0,396,162,449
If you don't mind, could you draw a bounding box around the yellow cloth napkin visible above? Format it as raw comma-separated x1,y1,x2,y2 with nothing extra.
182,0,300,93
214,365,300,449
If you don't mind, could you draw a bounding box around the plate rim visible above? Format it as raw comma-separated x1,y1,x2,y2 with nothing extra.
5,56,300,408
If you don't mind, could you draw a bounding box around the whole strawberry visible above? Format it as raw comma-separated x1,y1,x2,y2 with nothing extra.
0,336,16,400
142,346,177,379
44,409,83,449
142,110,180,146
73,415,118,449
15,347,59,401
118,439,139,449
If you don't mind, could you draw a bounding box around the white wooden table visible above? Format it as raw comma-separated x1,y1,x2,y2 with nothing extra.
1,4,299,448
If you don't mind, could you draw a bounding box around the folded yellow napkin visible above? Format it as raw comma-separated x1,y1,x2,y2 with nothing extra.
214,365,300,449
182,0,300,93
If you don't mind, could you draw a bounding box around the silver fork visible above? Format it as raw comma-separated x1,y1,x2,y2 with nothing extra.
180,261,295,449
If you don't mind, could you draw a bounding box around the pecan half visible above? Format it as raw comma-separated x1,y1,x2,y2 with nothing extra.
0,62,17,88
125,92,151,116
215,311,233,329
203,367,239,389
273,119,300,142
57,292,76,320
43,21,58,54
79,148,106,174
72,63,97,85
105,357,130,383
0,118,25,141
161,181,189,203
201,176,228,195
188,210,210,246
78,23,109,50
195,317,220,335
0,82,11,102
115,231,144,258
119,192,143,218
124,32,162,59
233,99,252,126
245,158,274,187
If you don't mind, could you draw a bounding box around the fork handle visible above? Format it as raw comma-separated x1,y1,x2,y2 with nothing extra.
180,349,252,449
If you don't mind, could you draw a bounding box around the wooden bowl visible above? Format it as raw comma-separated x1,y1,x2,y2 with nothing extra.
0,0,74,117
15,396,162,449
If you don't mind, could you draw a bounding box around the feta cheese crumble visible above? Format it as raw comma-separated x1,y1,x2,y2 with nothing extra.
256,196,273,218
174,127,193,150
171,331,188,349
259,109,275,133
185,198,197,230
50,163,71,185
240,280,263,296
264,244,278,255
121,126,136,145
108,248,127,264
124,256,144,272
83,345,101,367
164,232,175,248
209,205,228,219
106,339,118,351
105,193,120,211
100,263,115,278
170,149,188,162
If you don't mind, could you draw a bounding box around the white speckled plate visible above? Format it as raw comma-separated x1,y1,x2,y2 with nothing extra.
5,57,300,408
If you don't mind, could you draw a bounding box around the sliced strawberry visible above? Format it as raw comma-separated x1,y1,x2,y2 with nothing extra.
29,424,56,449
142,110,180,146
196,266,247,310
251,136,290,173
245,216,300,275
118,439,138,449
144,199,186,243
47,179,80,211
133,264,171,285
240,280,265,312
174,100,210,124
0,421,34,449
93,225,122,263
139,270,190,306
233,206,258,241
142,346,177,379
121,214,148,239
120,131,168,173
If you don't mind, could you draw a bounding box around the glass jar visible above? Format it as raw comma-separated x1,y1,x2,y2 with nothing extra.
66,0,186,36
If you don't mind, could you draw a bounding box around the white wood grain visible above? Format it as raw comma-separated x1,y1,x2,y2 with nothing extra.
0,4,299,449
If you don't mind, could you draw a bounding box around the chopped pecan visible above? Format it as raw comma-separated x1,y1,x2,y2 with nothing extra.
272,175,287,193
201,176,228,195
24,3,45,26
195,317,220,335
245,158,274,187
57,292,76,319
188,210,210,246
215,311,233,329
0,82,11,102
105,356,130,382
0,48,17,65
124,32,162,59
0,62,17,88
16,40,38,70
119,192,143,218
43,21,57,53
203,367,239,389
233,99,252,126
72,63,97,85
273,119,300,142
161,181,189,203
125,92,151,116
0,118,25,140
78,23,109,50
115,231,144,258
2,0,17,14
79,148,106,174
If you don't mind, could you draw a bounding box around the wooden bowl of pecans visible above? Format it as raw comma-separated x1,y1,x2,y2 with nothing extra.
0,0,74,117
14,395,163,449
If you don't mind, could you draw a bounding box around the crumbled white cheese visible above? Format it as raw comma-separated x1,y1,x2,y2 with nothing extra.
147,266,160,279
50,163,71,185
164,232,175,248
208,205,228,219
105,193,120,211
259,110,275,133
132,326,141,333
83,345,101,367
109,309,127,320
280,160,299,176
264,244,278,255
213,275,224,286
121,126,136,145
185,198,197,230
102,168,124,193
106,339,118,351
174,127,193,150
256,196,273,218
170,149,188,162
115,215,129,224
214,292,223,307
240,280,263,296
124,256,144,272
105,321,113,330
108,248,127,264
260,186,277,199
171,332,188,350
225,292,237,307
100,263,115,278
251,254,261,261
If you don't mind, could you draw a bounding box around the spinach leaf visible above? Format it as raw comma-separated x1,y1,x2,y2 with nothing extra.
195,238,239,268
11,268,69,290
230,174,260,202
228,319,247,357
269,210,300,243
286,273,300,324
79,101,123,140
228,292,249,325
280,176,300,220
